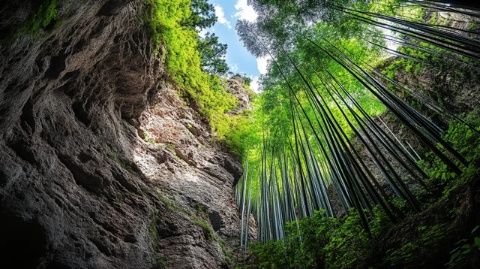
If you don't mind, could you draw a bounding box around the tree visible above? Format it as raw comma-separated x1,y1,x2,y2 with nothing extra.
198,32,229,75
188,0,216,29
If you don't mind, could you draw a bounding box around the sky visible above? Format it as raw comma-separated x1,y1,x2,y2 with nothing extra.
202,0,269,91
203,1,397,92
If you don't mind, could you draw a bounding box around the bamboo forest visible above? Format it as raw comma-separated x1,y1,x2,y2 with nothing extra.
229,0,480,268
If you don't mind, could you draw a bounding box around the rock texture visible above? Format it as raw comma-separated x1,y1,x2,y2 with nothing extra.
227,76,252,115
0,1,247,268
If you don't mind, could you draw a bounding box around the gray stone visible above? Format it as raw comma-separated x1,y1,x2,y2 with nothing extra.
0,1,254,268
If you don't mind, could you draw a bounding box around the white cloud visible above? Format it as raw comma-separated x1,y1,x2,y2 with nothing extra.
199,28,208,38
256,56,271,75
215,5,232,28
251,76,262,93
234,0,258,22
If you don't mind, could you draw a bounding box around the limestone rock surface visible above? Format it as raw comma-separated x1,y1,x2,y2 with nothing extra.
0,1,249,268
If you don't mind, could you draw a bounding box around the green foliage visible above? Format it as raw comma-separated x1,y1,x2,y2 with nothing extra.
140,129,158,145
191,201,215,240
24,0,59,33
446,226,480,269
231,14,388,220
149,211,160,243
250,208,391,269
385,224,449,266
152,256,167,269
219,238,235,267
233,18,389,157
323,208,391,269
441,113,480,163
149,211,167,269
383,56,423,80
234,0,480,268
1,0,59,42
419,112,480,198
147,0,236,138
156,194,215,242
188,0,217,29
224,109,263,157
250,240,288,269
192,217,214,240
198,32,229,75
323,212,369,268
238,74,253,87
383,115,480,266
381,41,433,80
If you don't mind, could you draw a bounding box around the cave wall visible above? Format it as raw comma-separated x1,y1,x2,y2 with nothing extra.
0,1,247,268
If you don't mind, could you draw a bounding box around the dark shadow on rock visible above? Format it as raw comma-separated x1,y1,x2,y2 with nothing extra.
0,211,47,269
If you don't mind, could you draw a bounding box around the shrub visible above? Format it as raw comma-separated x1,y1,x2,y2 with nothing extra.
419,112,480,198
249,209,383,269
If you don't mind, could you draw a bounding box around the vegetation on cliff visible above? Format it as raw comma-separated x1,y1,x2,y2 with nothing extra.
0,0,59,42
147,0,239,139
24,0,59,33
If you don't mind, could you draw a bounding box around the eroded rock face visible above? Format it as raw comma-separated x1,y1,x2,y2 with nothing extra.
0,1,246,268
227,76,252,114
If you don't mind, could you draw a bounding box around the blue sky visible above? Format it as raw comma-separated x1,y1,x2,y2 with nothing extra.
202,0,269,91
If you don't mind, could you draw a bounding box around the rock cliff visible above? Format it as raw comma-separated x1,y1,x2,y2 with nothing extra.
0,1,247,268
